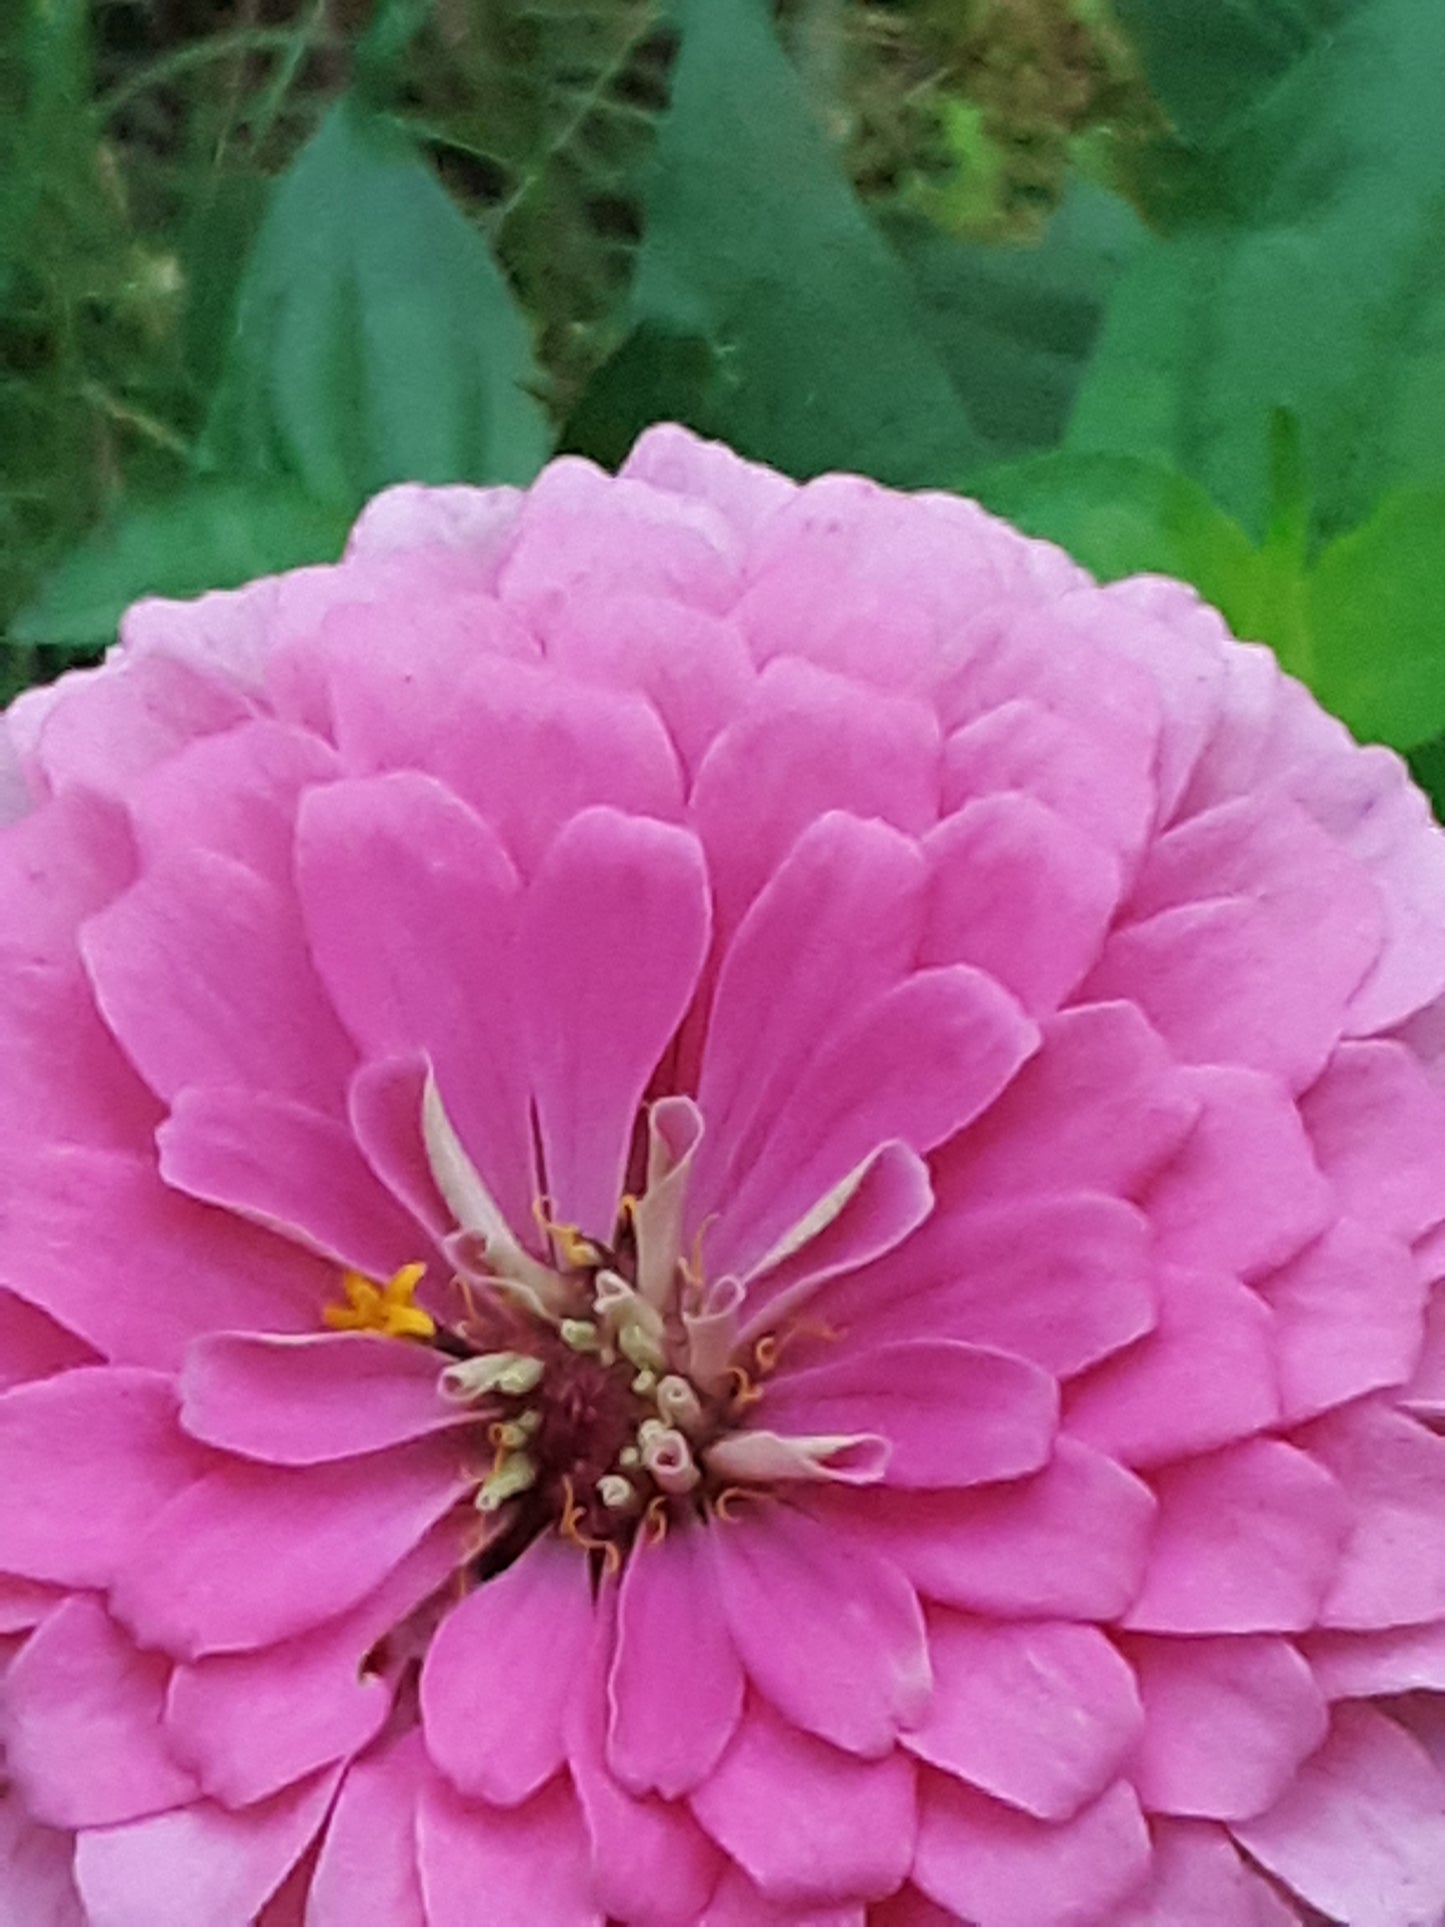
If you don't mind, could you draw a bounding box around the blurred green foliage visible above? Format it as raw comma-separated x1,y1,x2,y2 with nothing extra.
4,0,1445,811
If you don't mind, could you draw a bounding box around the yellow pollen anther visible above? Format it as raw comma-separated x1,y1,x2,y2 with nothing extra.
324,1264,435,1340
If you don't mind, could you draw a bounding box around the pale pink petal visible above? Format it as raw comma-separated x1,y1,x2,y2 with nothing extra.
1123,1633,1328,1821
421,1536,596,1806
5,1596,197,1826
1065,1268,1280,1468
0,1369,211,1587
307,1732,427,1927
919,795,1121,1016
162,1526,456,1806
294,772,536,1233
1302,1404,1445,1630
1300,1040,1445,1240
519,808,710,1233
416,1770,601,1927
345,479,523,567
0,951,161,1157
0,786,135,957
1114,1819,1296,1927
689,1697,917,1906
905,1611,1142,1821
82,846,355,1110
1142,1066,1331,1279
708,1505,929,1756
760,1339,1057,1489
0,1793,84,1927
24,651,250,798
73,1766,338,1927
608,1523,745,1799
0,1146,326,1367
109,1440,468,1657
913,1773,1151,1927
1231,1704,1445,1927
837,1438,1155,1619
179,1333,457,1465
621,422,795,540
1124,1439,1350,1636
158,1086,429,1278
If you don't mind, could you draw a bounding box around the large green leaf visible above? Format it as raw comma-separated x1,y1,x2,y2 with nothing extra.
204,95,550,507
607,0,983,486
1070,0,1445,541
11,485,353,650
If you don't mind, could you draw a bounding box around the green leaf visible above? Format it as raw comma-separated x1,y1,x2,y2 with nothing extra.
1070,0,1445,541
204,95,550,508
11,485,353,650
612,0,983,486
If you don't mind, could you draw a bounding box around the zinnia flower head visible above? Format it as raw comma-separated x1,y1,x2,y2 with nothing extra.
3,426,1445,1927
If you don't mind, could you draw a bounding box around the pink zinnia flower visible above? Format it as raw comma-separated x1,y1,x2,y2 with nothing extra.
3,426,1445,1926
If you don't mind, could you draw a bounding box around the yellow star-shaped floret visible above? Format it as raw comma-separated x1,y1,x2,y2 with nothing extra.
323,1263,435,1340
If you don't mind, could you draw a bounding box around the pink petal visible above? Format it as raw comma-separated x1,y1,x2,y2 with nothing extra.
838,1438,1155,1619
1300,1039,1445,1241
1304,1619,1445,1697
1256,1217,1427,1422
24,650,249,798
1065,1267,1280,1468
421,1536,596,1806
905,1611,1142,1821
621,422,795,539
1142,1066,1331,1279
347,1056,451,1239
702,1864,866,1926
913,1772,1151,1927
1114,1819,1296,1927
518,808,710,1233
939,1001,1196,1204
608,1524,745,1800
0,786,135,958
1231,1705,1445,1926
0,1146,326,1368
919,795,1121,1016
708,1506,929,1756
806,1192,1155,1381
0,1574,65,1633
308,1732,427,1927
760,1339,1057,1489
1123,1633,1328,1821
294,772,536,1234
5,1596,197,1827
1302,1404,1445,1630
82,844,356,1111
162,1527,456,1806
0,1793,84,1927
416,1770,601,1927
1123,1439,1350,1635
0,1369,210,1587
0,1290,95,1391
109,1439,468,1657
713,965,1037,1280
0,948,161,1158
74,1766,338,1927
689,1696,917,1906
179,1333,458,1465
157,1086,428,1280
344,482,523,567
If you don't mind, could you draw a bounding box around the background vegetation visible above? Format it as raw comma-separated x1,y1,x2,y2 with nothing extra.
5,0,1445,806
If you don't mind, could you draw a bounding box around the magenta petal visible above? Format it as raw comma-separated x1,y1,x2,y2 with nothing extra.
1304,1619,1445,1697
708,1505,929,1756
519,807,710,1233
690,1696,917,1906
1124,1439,1350,1636
761,1340,1057,1489
0,1368,210,1587
1123,1634,1328,1821
913,1772,1151,1927
295,772,537,1233
162,1527,456,1807
702,1864,866,1927
608,1524,745,1799
0,1290,94,1391
73,1766,338,1927
1300,1040,1445,1241
416,1771,600,1927
0,1574,65,1633
180,1333,458,1465
841,1438,1155,1620
158,1087,428,1280
1114,1819,1296,1927
1303,1404,1445,1630
128,716,339,877
308,1733,427,1927
82,845,355,1110
5,1596,197,1827
905,1611,1142,1822
421,1536,596,1806
1231,1705,1445,1926
0,1792,85,1927
348,1056,451,1238
109,1440,467,1657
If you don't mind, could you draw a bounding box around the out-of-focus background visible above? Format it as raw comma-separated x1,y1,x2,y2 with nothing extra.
5,0,1445,807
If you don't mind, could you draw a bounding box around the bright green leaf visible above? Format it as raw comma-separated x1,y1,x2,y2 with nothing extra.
11,485,353,650
204,95,550,508
1070,0,1445,540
